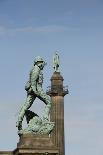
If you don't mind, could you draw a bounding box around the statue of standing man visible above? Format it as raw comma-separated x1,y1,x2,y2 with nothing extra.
53,52,60,72
16,56,52,133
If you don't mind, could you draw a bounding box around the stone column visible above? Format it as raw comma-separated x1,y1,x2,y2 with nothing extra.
47,72,68,155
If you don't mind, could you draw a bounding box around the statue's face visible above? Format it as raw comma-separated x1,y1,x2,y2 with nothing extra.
38,61,45,69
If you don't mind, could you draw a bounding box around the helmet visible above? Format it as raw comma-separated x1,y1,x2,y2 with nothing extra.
34,56,44,64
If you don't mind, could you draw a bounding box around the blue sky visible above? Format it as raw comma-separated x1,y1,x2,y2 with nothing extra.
0,0,103,155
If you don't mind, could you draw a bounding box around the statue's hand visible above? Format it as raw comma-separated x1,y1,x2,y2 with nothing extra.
31,86,39,96
27,86,38,95
27,87,33,94
25,81,31,91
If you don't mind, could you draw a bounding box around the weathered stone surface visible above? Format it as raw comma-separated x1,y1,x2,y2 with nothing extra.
17,134,55,148
0,151,13,155
14,134,59,155
47,72,68,155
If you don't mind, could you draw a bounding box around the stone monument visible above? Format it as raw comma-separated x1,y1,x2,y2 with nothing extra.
0,53,68,155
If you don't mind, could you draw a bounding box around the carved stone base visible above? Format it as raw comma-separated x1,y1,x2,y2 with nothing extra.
13,134,58,155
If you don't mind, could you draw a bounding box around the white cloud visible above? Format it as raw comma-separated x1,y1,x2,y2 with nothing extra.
0,25,68,36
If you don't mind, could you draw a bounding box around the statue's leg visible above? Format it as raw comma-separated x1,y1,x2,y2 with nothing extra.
54,66,56,72
38,89,52,120
16,94,36,130
56,65,58,72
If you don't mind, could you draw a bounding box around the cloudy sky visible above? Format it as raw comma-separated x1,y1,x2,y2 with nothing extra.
0,0,103,155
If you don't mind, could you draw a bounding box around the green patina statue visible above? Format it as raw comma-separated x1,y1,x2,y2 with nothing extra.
16,56,54,135
53,52,60,72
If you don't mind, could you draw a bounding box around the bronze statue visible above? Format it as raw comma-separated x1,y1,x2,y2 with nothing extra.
16,56,54,135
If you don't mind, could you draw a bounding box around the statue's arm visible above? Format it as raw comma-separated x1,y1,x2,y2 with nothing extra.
30,66,40,93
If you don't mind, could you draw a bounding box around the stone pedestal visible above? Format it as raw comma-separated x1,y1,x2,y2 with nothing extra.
13,134,59,155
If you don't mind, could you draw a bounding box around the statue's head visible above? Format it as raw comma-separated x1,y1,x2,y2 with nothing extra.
34,56,47,69
55,51,59,56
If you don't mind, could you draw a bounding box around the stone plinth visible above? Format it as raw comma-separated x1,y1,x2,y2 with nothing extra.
0,151,13,155
13,134,59,155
